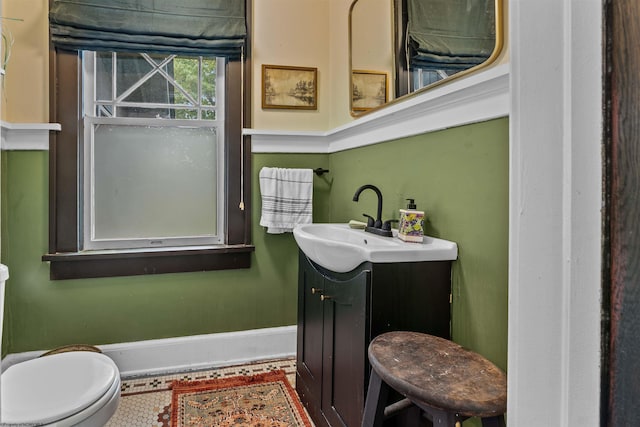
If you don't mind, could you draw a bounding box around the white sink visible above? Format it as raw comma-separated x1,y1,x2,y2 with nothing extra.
293,223,458,273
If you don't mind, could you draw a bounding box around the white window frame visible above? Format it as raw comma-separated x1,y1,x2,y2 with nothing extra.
81,51,226,251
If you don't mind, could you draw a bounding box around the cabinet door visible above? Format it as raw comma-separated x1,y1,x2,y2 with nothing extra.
297,255,326,424
321,270,371,427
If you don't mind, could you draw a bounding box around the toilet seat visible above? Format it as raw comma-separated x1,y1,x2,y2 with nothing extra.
1,351,120,425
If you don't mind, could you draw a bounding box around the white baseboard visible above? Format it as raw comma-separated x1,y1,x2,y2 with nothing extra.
2,326,297,377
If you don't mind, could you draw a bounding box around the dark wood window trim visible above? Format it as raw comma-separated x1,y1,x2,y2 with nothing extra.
394,0,410,98
603,0,640,423
44,2,253,280
42,246,253,280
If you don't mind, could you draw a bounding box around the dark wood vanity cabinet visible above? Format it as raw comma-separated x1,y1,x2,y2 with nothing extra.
296,251,453,427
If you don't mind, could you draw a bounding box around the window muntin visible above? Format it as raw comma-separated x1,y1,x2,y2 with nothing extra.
91,52,220,120
81,52,225,250
411,68,452,91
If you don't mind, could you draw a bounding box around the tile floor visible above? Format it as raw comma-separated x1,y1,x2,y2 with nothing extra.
106,357,298,426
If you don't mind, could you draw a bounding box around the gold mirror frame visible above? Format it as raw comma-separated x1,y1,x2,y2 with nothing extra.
349,0,504,117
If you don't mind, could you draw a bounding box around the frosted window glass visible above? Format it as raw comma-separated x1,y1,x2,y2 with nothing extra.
92,125,218,241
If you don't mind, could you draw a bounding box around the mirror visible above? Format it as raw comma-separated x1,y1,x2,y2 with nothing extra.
349,0,503,116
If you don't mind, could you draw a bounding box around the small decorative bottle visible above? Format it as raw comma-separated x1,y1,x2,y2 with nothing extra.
398,199,424,243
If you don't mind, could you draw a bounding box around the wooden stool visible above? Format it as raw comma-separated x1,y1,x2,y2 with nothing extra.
362,331,507,427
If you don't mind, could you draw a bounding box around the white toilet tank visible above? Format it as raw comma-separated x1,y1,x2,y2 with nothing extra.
0,263,9,416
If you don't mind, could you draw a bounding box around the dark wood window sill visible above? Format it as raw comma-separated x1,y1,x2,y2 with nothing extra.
42,245,255,280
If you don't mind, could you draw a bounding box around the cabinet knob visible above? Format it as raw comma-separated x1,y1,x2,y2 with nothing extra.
311,287,323,295
320,295,332,301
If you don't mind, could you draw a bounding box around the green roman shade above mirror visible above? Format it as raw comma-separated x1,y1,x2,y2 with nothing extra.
49,0,246,58
407,0,495,71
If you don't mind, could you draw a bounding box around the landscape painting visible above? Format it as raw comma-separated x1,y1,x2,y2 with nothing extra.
352,70,388,111
262,65,318,110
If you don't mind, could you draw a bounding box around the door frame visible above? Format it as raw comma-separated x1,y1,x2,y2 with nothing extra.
602,0,640,424
508,0,602,425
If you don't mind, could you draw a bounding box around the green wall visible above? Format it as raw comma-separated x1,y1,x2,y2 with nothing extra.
1,150,329,354
1,118,508,373
328,118,509,369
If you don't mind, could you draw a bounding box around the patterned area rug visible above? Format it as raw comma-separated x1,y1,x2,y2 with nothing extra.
105,358,305,427
170,369,312,427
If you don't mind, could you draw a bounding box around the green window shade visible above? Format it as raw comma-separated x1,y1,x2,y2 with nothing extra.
407,0,495,71
49,0,246,58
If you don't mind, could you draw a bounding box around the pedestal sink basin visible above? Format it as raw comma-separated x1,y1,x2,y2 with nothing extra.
293,223,458,273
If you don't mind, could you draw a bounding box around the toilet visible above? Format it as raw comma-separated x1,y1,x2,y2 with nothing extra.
0,265,121,426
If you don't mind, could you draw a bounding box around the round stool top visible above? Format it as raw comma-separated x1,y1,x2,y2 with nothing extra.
368,331,507,418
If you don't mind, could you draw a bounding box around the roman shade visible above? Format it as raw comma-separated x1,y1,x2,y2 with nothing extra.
407,0,495,71
49,0,246,58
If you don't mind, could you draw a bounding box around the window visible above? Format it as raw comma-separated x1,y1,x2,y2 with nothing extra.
44,49,253,279
393,0,497,96
45,1,252,279
412,69,453,91
82,52,226,250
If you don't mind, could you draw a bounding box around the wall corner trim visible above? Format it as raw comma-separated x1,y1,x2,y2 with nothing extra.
247,64,509,154
1,121,61,151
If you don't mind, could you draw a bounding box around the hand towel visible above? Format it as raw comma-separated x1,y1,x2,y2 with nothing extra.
259,167,313,234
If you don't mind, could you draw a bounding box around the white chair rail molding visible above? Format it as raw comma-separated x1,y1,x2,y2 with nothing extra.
246,64,509,154
0,121,61,151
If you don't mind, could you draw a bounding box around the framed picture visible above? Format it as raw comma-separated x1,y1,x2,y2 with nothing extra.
351,70,388,111
262,64,318,110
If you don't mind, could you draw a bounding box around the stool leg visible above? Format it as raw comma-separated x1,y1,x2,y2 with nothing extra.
413,402,462,427
481,415,506,427
362,370,389,427
427,407,458,426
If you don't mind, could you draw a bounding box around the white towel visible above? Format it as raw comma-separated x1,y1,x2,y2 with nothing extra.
259,167,313,234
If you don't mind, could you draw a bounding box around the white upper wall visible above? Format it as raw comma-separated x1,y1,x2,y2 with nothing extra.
1,0,509,131
251,0,509,132
252,0,343,131
1,0,49,123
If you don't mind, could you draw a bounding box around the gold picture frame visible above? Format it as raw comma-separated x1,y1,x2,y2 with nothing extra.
351,70,388,111
262,64,318,110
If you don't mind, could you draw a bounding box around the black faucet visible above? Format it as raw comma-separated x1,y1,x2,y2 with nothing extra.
352,184,393,237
